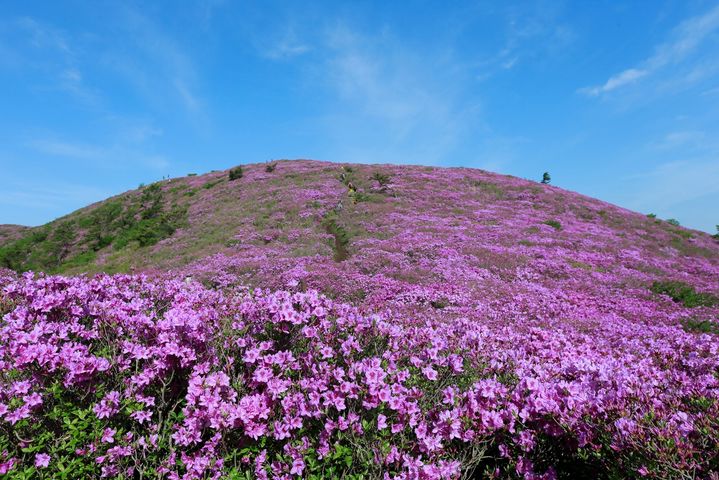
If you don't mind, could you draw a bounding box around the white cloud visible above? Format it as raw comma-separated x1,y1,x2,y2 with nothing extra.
581,4,719,96
580,68,647,96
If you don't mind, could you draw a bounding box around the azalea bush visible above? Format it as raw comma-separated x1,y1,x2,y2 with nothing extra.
1,272,719,479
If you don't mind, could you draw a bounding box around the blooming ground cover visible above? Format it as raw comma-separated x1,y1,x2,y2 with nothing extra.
1,160,718,478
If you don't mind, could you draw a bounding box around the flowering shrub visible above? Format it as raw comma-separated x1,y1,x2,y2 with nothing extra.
1,272,719,479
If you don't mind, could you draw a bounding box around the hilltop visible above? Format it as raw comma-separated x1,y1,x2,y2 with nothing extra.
1,160,718,326
1,160,717,298
1,160,719,479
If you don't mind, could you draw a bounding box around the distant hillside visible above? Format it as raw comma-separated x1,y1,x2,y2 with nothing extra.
0,224,28,245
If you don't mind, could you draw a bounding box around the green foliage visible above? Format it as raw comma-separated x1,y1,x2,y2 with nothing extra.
187,173,197,177
647,213,657,219
265,163,277,173
681,317,719,335
544,219,562,230
430,298,449,309
0,183,187,273
466,179,504,199
0,220,80,272
139,184,163,220
0,228,48,271
674,229,693,239
321,211,350,262
0,381,104,479
229,166,244,181
349,191,372,203
203,179,223,190
113,206,186,250
0,373,184,479
666,218,680,226
81,201,123,251
371,172,391,187
541,172,551,184
61,251,97,269
338,171,354,186
714,225,719,240
650,280,718,308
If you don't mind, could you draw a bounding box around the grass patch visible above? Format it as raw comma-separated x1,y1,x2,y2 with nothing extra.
203,179,223,190
466,179,504,198
321,211,350,262
650,280,718,308
543,219,562,230
681,317,719,335
568,259,593,270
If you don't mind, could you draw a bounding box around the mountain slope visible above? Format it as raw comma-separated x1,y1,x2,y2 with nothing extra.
2,160,717,312
2,159,718,330
1,159,719,478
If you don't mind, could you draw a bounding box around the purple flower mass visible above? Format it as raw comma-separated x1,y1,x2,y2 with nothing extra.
0,160,718,479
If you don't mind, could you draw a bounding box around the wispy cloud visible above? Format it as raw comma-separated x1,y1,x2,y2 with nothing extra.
581,4,719,96
196,0,227,30
29,139,106,159
0,177,111,225
470,3,574,80
651,130,707,151
622,158,719,214
105,6,204,116
27,137,171,171
15,16,71,54
262,27,310,60
4,17,100,103
305,23,481,165
580,68,647,96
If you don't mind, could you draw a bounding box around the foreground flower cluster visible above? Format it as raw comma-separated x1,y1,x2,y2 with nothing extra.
1,271,718,479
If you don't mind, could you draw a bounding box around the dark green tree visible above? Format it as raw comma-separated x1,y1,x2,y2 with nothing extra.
541,172,551,184
229,166,244,181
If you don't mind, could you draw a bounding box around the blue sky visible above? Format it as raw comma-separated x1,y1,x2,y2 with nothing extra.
1,1,718,232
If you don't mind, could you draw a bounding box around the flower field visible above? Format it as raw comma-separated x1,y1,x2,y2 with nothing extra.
1,160,718,478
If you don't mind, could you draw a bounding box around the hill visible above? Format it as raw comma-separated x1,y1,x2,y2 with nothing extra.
1,160,718,478
2,159,718,286
1,160,717,323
